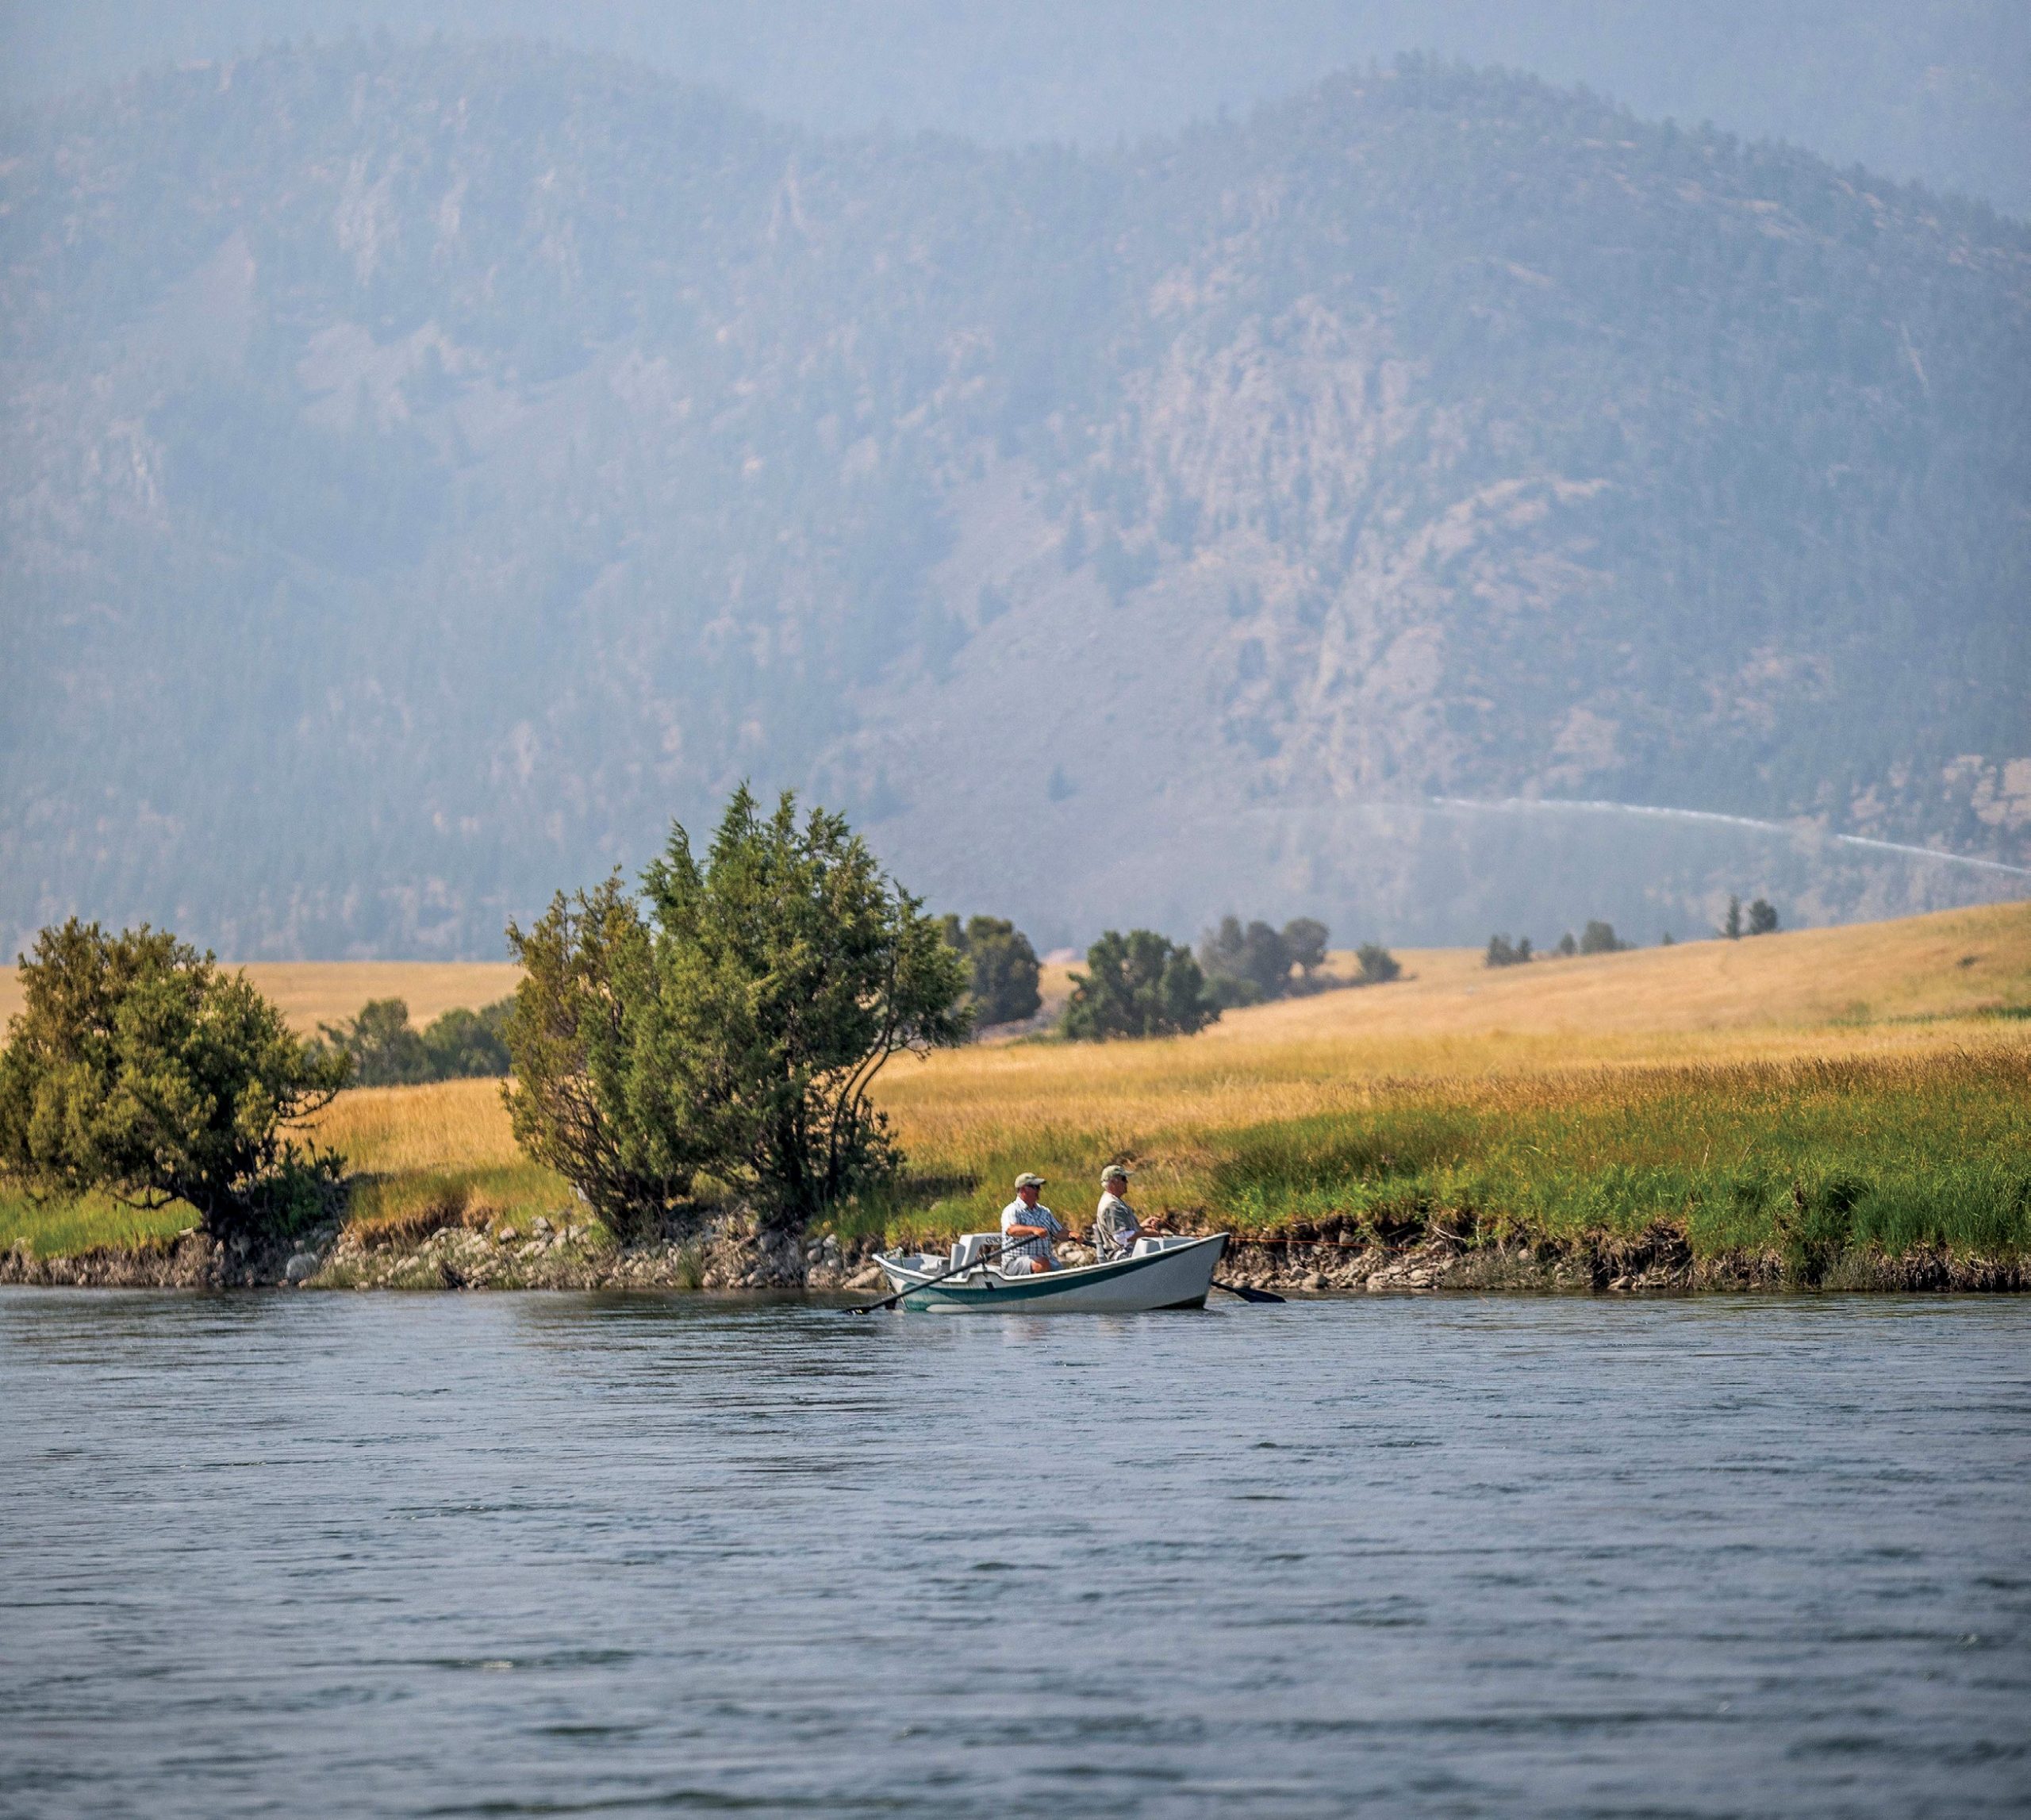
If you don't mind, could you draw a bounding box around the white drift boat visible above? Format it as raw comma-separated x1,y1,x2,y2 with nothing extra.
873,1232,1229,1312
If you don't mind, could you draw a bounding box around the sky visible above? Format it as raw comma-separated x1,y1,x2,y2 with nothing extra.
3,0,2027,214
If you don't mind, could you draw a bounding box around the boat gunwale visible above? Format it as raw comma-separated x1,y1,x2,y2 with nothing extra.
878,1233,1228,1307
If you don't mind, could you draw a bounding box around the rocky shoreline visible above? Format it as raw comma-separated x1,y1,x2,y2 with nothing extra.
3,1212,2023,1295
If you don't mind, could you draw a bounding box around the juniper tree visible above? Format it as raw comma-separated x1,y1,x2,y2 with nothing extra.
505,789,969,1235
1064,931,1219,1040
0,920,347,1236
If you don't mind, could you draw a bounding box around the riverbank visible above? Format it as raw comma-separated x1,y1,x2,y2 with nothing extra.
4,1214,2023,1295
6,904,2026,1295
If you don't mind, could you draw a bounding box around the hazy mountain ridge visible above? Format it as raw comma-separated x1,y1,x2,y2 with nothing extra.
2,41,2025,955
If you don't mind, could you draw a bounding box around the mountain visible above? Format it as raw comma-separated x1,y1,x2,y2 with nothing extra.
2,40,2026,957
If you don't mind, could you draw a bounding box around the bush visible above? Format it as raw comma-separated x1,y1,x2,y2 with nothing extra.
1353,943,1402,985
505,787,969,1235
1579,920,1630,955
1064,930,1219,1040
319,996,514,1085
1199,915,1334,1004
939,914,1042,1027
0,919,348,1236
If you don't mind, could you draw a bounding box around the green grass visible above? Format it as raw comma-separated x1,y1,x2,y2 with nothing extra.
1,1188,193,1259
867,1051,2031,1263
8,1051,2025,1274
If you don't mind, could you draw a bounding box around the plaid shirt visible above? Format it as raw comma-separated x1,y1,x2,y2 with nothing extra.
1000,1198,1066,1266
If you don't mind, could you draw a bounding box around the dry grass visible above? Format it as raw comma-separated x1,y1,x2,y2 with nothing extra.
6,903,2027,1261
0,960,520,1038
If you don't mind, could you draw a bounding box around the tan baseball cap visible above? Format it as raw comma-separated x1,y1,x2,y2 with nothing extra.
1013,1172,1047,1190
1100,1164,1132,1185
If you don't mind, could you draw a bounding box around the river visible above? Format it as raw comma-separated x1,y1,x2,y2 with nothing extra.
2,1291,2025,1817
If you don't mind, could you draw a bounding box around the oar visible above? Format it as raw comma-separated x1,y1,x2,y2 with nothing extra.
1213,1278,1286,1304
844,1240,1008,1313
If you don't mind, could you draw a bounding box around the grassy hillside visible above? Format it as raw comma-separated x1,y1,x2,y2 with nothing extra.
6,903,2024,1266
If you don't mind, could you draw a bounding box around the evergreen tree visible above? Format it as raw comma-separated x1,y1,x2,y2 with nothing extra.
1063,931,1219,1041
939,914,1042,1027
504,789,969,1234
0,920,347,1235
1353,943,1401,985
1722,896,1745,939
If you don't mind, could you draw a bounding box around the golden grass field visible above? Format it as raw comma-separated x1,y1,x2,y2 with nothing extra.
0,959,520,1037
7,900,2028,1258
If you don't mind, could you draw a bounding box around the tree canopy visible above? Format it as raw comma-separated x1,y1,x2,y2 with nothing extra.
504,788,969,1234
939,914,1043,1027
1063,930,1219,1041
0,920,347,1234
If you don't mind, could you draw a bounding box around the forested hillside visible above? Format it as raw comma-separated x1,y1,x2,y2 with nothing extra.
2,41,2025,954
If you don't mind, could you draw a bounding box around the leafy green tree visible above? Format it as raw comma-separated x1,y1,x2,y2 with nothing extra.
1283,918,1330,978
1064,930,1219,1040
939,914,1042,1027
420,999,513,1077
636,789,969,1223
1354,943,1401,985
1579,920,1628,955
1199,916,1294,1005
1556,931,1579,957
320,996,429,1085
505,789,970,1234
1746,898,1780,936
503,875,682,1237
320,995,515,1084
1484,934,1534,968
0,920,347,1236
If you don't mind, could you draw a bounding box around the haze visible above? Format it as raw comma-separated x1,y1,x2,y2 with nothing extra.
6,1,2028,215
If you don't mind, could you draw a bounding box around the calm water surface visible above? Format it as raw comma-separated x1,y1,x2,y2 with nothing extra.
2,1291,2026,1818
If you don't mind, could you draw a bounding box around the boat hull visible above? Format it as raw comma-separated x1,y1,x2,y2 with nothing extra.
877,1234,1229,1313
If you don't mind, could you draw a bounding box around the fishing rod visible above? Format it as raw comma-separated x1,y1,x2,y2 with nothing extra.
843,1238,1009,1313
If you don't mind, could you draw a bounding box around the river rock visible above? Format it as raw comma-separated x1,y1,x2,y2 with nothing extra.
284,1251,321,1283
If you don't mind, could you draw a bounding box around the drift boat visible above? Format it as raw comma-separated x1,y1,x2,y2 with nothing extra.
873,1231,1229,1312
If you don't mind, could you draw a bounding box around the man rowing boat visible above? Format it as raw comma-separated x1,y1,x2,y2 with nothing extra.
1000,1173,1068,1273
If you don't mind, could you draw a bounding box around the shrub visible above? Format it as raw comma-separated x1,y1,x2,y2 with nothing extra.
320,996,515,1085
1353,943,1402,985
1199,915,1334,1004
505,788,969,1235
1064,930,1219,1040
0,919,348,1237
1580,920,1630,955
940,914,1043,1027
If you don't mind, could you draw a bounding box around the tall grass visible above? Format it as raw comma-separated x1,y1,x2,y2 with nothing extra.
871,1050,2031,1261
6,905,2027,1267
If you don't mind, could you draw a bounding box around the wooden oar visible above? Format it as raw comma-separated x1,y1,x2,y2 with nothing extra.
844,1241,1008,1313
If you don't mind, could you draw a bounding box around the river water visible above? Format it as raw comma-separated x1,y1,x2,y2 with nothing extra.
2,1291,2026,1818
